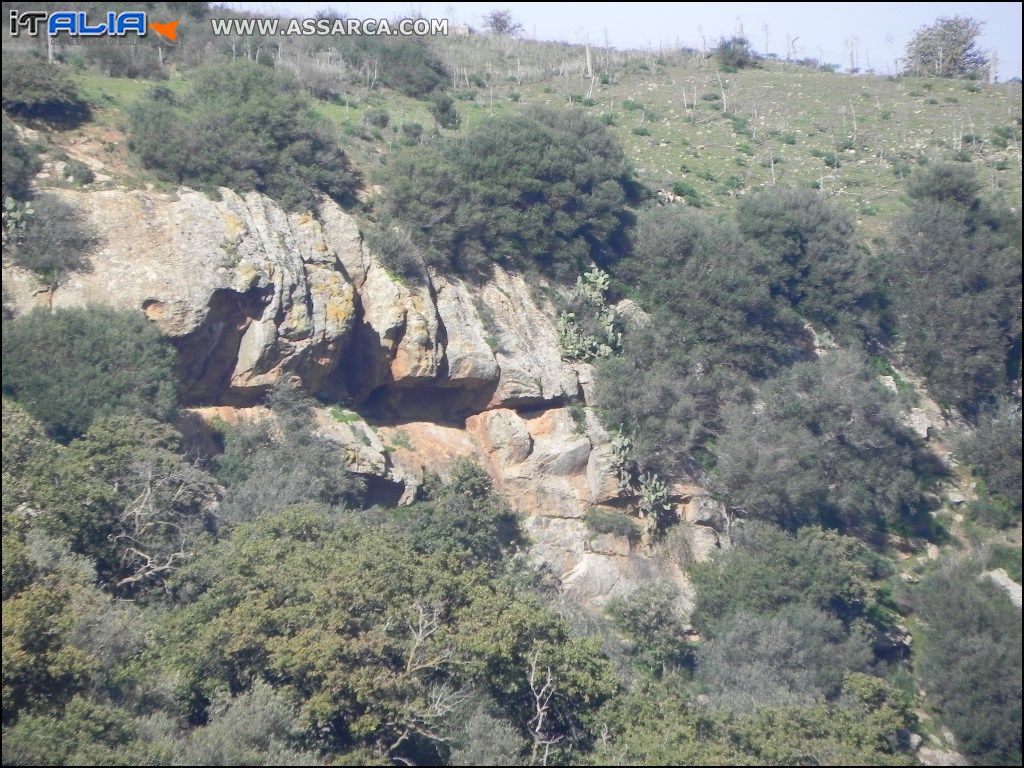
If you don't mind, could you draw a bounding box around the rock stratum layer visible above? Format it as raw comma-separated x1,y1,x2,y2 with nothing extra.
3,187,719,606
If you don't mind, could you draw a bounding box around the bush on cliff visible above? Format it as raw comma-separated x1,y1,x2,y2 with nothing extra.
128,61,359,211
1,307,178,441
381,106,641,280
1,55,90,124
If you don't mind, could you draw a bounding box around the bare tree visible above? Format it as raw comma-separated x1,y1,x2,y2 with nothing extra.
483,9,524,36
527,649,564,766
113,458,213,590
386,601,465,756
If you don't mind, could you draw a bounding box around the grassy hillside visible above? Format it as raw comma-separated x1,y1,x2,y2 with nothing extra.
18,35,1018,244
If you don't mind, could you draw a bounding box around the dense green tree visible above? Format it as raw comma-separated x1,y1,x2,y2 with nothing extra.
2,307,178,441
711,350,924,532
607,584,692,678
128,62,359,211
393,458,522,568
914,560,1022,764
382,107,640,279
1,399,57,519
1,56,89,124
589,674,915,765
163,506,614,762
34,416,216,596
886,163,1021,417
2,404,216,597
1,696,152,765
596,205,817,479
690,522,880,632
736,186,882,338
2,585,93,724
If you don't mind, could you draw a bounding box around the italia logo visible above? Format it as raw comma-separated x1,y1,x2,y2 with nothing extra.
9,10,179,41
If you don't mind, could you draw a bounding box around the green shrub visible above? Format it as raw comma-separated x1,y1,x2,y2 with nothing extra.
711,350,925,533
6,193,97,287
1,55,90,124
2,306,178,441
614,203,805,362
780,132,797,144
584,508,639,542
428,92,460,130
957,399,1022,519
128,62,359,211
714,36,760,71
395,458,522,567
366,221,427,282
696,605,872,712
595,313,736,478
400,121,423,143
726,114,751,136
1,114,41,200
83,44,166,80
364,108,389,128
601,204,833,475
719,174,744,191
62,159,95,186
342,37,448,99
215,381,365,523
670,180,705,207
691,521,880,631
736,186,881,338
382,107,640,280
607,584,691,676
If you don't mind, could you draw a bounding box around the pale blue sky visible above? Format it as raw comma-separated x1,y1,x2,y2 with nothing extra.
224,2,1022,80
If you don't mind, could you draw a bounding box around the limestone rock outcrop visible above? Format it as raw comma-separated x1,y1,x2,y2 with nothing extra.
2,185,704,607
4,188,360,402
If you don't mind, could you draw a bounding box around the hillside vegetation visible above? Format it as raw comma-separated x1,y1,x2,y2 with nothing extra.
1,6,1021,767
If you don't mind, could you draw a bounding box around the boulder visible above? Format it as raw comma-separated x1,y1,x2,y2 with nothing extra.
685,525,721,563
482,266,581,407
682,495,729,532
432,274,502,387
467,409,533,466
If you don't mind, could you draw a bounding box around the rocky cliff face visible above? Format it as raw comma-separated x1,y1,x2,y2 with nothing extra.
2,186,720,607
